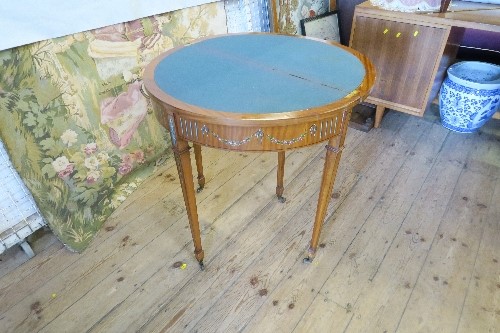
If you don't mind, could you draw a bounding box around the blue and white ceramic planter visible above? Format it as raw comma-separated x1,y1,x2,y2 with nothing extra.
439,61,500,133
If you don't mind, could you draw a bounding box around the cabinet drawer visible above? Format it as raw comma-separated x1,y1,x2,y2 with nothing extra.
351,16,449,112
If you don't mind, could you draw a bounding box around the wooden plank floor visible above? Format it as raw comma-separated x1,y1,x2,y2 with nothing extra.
1,109,499,333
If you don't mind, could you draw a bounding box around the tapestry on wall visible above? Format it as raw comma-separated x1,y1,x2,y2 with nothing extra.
0,3,227,252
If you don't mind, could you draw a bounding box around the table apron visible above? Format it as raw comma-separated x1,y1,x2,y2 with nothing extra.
169,110,350,151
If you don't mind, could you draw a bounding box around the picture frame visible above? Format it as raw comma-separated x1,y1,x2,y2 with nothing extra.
300,11,341,44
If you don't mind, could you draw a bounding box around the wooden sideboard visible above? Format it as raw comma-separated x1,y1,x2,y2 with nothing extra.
349,1,500,127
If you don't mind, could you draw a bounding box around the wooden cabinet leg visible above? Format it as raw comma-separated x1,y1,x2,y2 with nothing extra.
276,151,286,203
374,105,385,128
304,136,344,263
193,143,205,192
440,0,451,12
168,115,205,269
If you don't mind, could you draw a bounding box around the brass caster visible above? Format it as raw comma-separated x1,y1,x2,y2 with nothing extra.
277,196,286,203
196,186,204,193
303,257,313,264
199,261,205,271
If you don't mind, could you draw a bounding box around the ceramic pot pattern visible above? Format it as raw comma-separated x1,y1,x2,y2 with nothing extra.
439,62,500,133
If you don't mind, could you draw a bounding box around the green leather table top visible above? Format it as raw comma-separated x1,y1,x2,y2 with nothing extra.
154,34,365,114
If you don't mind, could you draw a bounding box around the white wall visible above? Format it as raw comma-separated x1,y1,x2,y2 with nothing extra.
0,0,219,51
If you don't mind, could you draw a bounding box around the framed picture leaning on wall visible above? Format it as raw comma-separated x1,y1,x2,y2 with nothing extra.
300,11,341,44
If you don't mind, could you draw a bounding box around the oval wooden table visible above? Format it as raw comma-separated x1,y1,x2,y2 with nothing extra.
144,33,375,269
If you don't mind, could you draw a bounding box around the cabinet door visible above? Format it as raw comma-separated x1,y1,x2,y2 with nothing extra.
351,16,449,113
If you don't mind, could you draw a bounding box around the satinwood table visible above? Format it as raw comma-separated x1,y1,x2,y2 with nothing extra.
144,33,375,269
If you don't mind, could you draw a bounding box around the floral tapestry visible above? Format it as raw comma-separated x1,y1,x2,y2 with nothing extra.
0,2,227,252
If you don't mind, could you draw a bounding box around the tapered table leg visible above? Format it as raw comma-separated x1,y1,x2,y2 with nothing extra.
193,143,205,192
168,115,205,269
304,136,345,263
276,151,286,203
